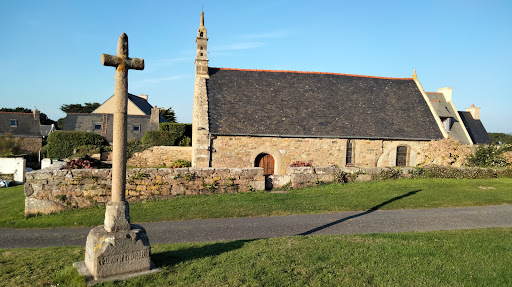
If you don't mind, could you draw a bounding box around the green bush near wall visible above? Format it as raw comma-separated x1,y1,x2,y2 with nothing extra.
46,131,108,159
141,131,179,146
157,123,192,146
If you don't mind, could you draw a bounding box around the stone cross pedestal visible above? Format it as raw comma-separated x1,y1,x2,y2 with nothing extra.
75,33,156,283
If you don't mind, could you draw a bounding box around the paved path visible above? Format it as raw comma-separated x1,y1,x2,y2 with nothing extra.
1,205,511,249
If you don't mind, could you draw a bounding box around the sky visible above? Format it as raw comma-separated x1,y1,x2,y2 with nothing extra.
1,0,511,133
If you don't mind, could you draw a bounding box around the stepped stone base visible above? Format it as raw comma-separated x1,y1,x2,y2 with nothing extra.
83,224,152,280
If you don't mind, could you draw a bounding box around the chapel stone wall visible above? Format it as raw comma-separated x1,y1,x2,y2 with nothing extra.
211,136,429,174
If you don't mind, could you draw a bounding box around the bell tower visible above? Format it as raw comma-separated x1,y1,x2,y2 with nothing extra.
195,11,209,76
192,11,211,167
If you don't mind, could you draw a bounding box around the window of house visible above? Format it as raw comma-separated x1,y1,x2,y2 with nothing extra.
133,124,141,132
441,117,452,132
94,123,102,130
9,119,17,127
346,139,354,166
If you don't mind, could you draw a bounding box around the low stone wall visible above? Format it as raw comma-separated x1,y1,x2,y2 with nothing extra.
274,166,416,189
127,146,192,167
24,165,265,215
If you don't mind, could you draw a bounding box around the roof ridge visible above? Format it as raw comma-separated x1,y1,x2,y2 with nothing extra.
0,111,33,115
210,67,413,80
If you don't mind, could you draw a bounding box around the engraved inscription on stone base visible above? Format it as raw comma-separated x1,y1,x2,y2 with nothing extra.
85,225,151,279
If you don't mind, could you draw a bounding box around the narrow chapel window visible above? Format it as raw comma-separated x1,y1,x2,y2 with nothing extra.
346,140,354,166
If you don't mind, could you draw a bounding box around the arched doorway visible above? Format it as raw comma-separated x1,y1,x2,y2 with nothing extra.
255,153,275,175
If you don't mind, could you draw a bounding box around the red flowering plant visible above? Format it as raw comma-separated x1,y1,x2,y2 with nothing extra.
289,161,312,167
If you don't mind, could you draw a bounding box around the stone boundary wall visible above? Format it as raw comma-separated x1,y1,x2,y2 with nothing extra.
272,166,416,189
24,165,265,215
127,146,192,167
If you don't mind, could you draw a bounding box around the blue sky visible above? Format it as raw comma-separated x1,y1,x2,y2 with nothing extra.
2,0,511,133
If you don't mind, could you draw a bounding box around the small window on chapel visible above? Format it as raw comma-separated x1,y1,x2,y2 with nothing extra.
346,140,355,166
133,124,141,133
94,123,102,130
200,46,203,50
200,32,203,37
9,119,17,127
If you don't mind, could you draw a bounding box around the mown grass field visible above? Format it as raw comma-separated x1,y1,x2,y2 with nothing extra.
1,178,512,228
1,228,511,286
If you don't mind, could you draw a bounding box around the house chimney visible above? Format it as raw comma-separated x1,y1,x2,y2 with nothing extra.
150,106,160,130
466,104,480,120
138,94,148,101
437,87,453,102
33,108,40,121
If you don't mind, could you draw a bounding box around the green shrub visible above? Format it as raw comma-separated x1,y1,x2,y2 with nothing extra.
126,139,150,158
412,165,498,179
178,136,192,146
170,159,191,168
159,123,192,146
72,145,101,158
466,145,509,168
377,167,402,180
0,133,22,157
46,131,108,159
141,131,179,146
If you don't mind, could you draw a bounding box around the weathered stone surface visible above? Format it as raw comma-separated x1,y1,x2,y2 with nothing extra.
354,174,373,182
127,146,192,168
85,225,151,279
104,201,131,233
25,197,66,215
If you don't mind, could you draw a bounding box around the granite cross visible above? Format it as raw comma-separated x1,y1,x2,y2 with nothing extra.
101,33,144,232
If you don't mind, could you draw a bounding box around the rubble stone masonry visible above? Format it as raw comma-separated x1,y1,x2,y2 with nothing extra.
127,146,192,167
24,165,265,215
211,136,428,174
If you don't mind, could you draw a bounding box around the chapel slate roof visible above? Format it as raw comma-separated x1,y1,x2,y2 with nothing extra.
426,92,471,145
458,111,491,144
207,68,444,140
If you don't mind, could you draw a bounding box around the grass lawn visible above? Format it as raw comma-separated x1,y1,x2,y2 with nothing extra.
1,228,511,286
1,178,512,228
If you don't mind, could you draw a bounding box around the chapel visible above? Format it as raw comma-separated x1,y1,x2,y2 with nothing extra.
192,12,488,175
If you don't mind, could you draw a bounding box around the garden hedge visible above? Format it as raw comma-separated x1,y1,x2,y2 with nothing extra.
46,131,108,159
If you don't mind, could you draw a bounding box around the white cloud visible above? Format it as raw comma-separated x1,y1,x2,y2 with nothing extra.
132,75,187,86
239,30,290,40
210,42,264,53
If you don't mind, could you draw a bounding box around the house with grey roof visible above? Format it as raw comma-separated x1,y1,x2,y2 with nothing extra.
0,109,43,154
63,94,166,142
191,12,460,175
459,105,490,144
426,89,490,145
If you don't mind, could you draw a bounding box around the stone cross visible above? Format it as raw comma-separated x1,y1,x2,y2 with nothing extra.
78,33,153,282
101,33,144,232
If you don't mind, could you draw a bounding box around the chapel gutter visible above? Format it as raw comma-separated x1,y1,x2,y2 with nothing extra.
209,132,441,142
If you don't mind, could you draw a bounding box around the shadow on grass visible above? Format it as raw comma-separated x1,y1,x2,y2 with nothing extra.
152,239,257,268
298,189,422,236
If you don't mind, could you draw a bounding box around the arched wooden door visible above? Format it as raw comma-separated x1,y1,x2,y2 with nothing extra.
255,153,274,175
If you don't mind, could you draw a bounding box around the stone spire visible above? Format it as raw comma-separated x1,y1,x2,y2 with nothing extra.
195,11,209,76
192,11,211,167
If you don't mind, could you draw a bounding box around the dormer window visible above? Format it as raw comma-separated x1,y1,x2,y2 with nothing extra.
441,117,452,132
